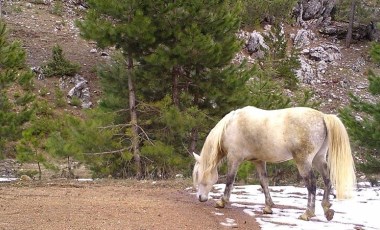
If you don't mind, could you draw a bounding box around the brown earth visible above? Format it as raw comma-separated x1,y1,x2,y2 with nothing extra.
0,180,260,230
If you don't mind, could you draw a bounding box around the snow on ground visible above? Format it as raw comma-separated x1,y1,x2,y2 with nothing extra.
208,182,380,229
0,178,17,182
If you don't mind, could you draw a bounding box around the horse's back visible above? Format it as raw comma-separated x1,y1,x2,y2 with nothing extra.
223,106,327,163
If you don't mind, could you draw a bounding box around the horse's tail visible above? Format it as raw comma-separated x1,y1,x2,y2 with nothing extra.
201,111,235,176
324,114,356,199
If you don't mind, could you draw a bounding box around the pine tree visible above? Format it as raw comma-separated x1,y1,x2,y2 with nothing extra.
42,44,80,77
0,20,35,158
76,1,252,177
77,1,301,178
260,23,301,90
340,42,380,173
136,0,257,175
77,0,157,178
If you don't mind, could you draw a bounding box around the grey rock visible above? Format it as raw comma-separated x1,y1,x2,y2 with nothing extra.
293,29,315,48
309,45,341,62
296,57,316,84
66,74,93,109
246,31,268,55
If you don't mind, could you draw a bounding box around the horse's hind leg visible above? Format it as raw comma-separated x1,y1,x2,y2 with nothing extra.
313,154,335,221
215,158,240,208
254,161,274,214
295,161,316,221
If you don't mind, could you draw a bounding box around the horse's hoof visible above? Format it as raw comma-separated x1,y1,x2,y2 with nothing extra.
263,206,273,214
298,213,311,221
325,209,335,221
215,200,225,208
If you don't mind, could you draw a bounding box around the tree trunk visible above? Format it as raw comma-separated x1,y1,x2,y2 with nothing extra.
37,162,42,180
127,55,142,179
188,79,200,155
172,66,180,107
188,128,199,155
67,156,72,179
346,0,356,48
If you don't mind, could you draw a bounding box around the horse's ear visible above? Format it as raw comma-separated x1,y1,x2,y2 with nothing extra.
193,152,200,162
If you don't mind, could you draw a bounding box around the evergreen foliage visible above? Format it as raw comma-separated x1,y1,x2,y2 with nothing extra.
44,115,85,178
241,0,298,28
16,97,76,178
247,65,291,109
340,42,380,173
260,24,300,90
370,42,380,63
16,128,57,180
0,20,35,158
69,108,132,178
42,44,80,77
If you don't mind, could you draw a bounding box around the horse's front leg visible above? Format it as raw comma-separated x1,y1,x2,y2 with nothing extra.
254,161,275,214
215,159,240,208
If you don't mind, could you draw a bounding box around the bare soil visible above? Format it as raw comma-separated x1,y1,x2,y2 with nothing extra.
0,180,260,230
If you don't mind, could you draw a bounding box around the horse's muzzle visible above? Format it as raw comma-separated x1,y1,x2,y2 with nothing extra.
198,195,208,202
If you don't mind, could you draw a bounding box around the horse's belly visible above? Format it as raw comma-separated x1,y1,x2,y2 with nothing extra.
249,147,293,163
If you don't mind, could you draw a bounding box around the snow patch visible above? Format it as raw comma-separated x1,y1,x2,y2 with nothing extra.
205,183,380,229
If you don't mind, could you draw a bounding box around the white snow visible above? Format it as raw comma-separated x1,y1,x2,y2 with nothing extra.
205,182,380,229
0,178,18,182
76,178,93,182
220,217,238,227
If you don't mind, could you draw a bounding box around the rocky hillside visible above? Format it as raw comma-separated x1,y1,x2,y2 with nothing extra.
3,0,102,115
2,1,378,116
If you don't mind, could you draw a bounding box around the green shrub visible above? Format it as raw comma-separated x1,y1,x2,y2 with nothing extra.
69,96,81,107
241,0,297,28
50,1,64,16
42,45,80,77
54,87,66,108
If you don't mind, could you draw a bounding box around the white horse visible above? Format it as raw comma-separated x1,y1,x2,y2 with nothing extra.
193,106,356,221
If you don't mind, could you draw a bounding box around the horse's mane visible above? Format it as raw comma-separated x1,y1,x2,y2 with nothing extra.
199,110,236,179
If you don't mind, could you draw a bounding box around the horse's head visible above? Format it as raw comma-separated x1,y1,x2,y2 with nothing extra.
192,152,218,202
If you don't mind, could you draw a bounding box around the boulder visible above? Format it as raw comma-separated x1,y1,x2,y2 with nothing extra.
319,21,380,42
246,31,268,58
296,57,316,84
0,159,20,178
66,74,92,109
293,0,336,27
296,45,341,84
308,44,341,62
293,29,315,48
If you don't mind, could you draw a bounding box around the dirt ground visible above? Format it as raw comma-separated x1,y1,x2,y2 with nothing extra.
0,180,261,230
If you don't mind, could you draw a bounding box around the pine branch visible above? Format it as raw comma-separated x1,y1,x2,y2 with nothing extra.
98,124,131,129
136,124,154,145
84,148,128,155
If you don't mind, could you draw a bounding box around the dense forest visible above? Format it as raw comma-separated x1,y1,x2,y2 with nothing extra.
0,0,379,182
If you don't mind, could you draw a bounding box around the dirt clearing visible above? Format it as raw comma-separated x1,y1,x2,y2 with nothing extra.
0,180,260,230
